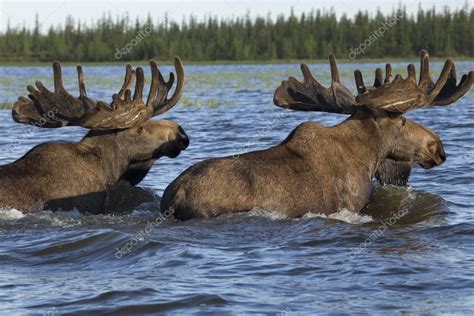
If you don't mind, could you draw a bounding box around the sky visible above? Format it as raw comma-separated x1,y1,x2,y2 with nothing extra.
0,0,471,32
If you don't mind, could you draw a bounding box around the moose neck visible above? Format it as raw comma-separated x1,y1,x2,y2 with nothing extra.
335,111,389,179
281,113,389,212
78,130,132,186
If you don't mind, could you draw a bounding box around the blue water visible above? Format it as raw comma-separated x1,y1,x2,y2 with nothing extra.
0,60,473,315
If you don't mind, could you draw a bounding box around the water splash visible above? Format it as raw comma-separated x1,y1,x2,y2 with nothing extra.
303,208,374,224
247,207,374,224
0,208,25,220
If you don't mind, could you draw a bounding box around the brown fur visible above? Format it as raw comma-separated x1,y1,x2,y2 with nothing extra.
375,160,413,186
0,120,188,213
161,110,445,220
375,120,444,186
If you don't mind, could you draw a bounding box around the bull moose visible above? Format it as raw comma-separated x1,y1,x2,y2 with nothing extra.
161,51,472,220
0,57,189,213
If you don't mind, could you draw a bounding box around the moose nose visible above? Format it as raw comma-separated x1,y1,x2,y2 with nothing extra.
176,126,189,149
433,149,446,166
176,132,189,150
181,135,190,149
439,152,446,163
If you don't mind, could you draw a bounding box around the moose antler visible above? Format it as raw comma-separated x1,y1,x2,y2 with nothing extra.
356,50,473,112
354,63,394,94
273,55,359,114
274,51,472,114
12,57,185,129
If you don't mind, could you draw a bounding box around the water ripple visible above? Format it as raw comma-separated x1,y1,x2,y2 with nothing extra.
0,62,473,314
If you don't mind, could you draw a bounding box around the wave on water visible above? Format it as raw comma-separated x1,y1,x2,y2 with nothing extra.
247,207,374,224
0,185,443,229
0,186,161,224
303,208,374,224
247,207,290,220
0,208,25,220
0,206,162,231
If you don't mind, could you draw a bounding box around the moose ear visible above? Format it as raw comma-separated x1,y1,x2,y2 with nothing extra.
375,159,412,186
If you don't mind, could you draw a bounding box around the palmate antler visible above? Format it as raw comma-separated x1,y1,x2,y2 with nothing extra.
273,55,359,114
12,57,185,129
274,51,473,114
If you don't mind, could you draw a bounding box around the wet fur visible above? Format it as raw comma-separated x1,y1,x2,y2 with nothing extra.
0,120,188,213
162,109,445,220
375,160,412,186
163,112,402,219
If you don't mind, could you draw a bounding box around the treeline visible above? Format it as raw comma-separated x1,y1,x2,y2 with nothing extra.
0,6,473,62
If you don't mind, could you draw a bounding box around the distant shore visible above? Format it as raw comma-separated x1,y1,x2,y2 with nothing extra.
1,56,473,67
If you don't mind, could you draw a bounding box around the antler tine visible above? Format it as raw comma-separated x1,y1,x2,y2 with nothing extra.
374,68,384,87
152,56,185,116
354,70,366,94
329,54,340,83
146,60,160,108
32,80,49,96
123,89,133,103
133,67,145,102
117,64,136,99
354,65,391,93
300,64,317,84
273,54,358,114
418,50,433,89
354,64,391,94
406,64,417,84
450,61,457,79
75,65,98,111
384,64,392,83
429,59,453,97
432,66,473,106
77,65,86,98
166,72,175,91
155,65,168,108
52,61,65,93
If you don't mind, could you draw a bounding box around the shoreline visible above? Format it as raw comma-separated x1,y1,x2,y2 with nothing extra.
1,56,473,66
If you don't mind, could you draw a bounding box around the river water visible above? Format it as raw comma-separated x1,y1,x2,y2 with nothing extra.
0,60,473,315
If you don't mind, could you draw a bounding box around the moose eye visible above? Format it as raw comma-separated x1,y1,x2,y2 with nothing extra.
137,127,144,133
401,117,407,127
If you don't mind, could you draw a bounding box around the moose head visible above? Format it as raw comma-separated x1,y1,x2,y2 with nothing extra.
274,50,472,184
1,57,189,213
160,51,472,219
12,57,189,179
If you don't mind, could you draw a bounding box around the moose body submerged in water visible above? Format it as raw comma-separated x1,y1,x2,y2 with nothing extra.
162,51,472,220
0,57,189,213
